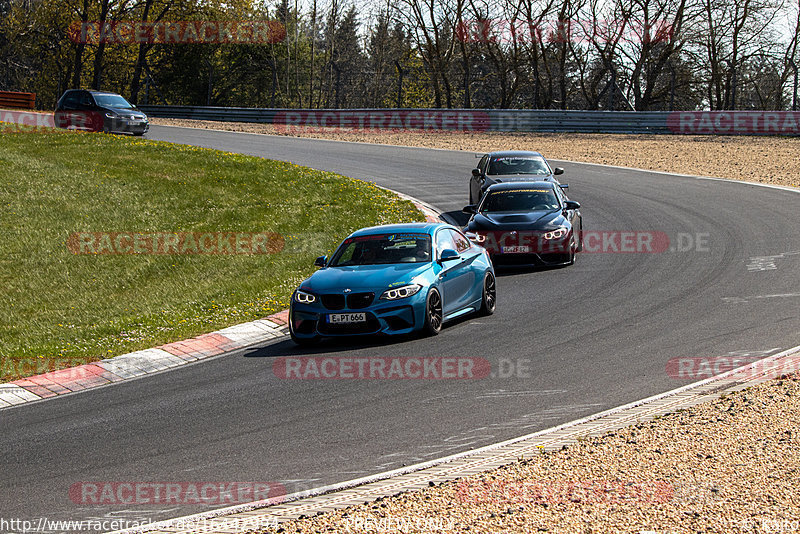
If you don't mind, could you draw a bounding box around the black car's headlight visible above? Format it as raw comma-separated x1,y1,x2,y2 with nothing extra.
543,228,568,240
380,284,422,300
294,290,316,304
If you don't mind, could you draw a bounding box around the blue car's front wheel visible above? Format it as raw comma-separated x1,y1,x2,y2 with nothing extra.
423,288,443,336
480,271,497,316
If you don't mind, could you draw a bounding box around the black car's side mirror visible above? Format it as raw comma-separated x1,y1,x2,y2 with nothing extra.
553,167,565,175
314,255,327,267
472,168,481,177
563,200,581,210
462,205,477,214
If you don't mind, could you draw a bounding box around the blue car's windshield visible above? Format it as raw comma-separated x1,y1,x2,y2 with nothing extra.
480,189,560,212
487,156,550,176
329,233,432,266
93,93,135,109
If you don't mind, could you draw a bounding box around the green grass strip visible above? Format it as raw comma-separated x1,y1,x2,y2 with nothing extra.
0,129,424,381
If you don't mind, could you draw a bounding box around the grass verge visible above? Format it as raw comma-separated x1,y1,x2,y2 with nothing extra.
0,129,423,381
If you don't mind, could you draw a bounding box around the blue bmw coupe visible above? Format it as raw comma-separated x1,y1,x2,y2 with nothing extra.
289,223,496,345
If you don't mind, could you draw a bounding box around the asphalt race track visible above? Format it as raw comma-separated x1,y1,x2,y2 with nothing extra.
2,126,799,528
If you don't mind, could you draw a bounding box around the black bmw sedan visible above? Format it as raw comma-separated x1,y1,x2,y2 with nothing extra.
469,150,564,204
463,181,582,267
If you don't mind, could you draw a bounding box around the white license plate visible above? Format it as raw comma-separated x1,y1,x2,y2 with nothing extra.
328,313,367,324
129,120,142,125
502,245,531,254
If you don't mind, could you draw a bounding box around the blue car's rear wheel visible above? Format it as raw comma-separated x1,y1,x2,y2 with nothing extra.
423,288,443,336
480,271,496,315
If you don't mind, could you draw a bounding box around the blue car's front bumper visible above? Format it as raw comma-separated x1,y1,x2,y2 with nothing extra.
290,290,428,338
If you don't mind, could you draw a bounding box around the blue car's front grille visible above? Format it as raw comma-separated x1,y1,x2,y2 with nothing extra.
347,292,374,309
321,294,346,310
320,292,374,310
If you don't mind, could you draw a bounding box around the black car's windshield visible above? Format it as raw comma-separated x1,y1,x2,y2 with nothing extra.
487,156,550,176
329,233,432,266
93,93,135,109
480,189,560,212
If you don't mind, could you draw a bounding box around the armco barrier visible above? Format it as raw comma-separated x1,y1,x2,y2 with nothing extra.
0,91,36,110
138,106,800,136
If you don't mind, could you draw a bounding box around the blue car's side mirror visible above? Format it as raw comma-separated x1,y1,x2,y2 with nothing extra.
314,255,327,267
438,249,460,263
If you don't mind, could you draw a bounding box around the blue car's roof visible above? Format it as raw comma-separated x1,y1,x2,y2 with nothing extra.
349,222,446,238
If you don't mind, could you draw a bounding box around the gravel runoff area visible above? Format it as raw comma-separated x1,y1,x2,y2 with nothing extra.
149,118,800,532
254,375,800,534
150,118,800,189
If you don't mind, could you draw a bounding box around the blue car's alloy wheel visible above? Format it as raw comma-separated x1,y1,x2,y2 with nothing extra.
424,288,443,336
481,271,496,315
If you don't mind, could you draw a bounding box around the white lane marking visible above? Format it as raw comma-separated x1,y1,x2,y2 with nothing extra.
747,250,800,271
723,293,800,303
475,389,568,399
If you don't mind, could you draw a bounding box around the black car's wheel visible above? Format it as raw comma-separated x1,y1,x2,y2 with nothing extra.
479,271,496,315
576,222,583,252
423,288,443,336
566,235,577,265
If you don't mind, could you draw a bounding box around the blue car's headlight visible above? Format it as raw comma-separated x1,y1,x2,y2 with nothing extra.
380,284,422,300
543,228,568,240
294,290,316,304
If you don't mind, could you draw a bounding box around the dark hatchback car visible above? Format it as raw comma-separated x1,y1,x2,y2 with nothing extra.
55,89,149,135
463,181,583,267
469,150,564,204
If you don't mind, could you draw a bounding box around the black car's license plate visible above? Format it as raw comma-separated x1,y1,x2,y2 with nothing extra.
502,245,531,254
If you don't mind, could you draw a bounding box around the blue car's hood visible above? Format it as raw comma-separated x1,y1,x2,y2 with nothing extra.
300,263,430,292
468,209,566,230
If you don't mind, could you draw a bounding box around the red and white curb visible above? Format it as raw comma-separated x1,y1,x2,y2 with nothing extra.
0,311,289,410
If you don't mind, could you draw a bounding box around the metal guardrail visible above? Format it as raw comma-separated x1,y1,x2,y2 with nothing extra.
138,105,800,136
0,91,36,110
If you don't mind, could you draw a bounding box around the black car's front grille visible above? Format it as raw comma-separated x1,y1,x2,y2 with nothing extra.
347,292,374,309
321,294,346,310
